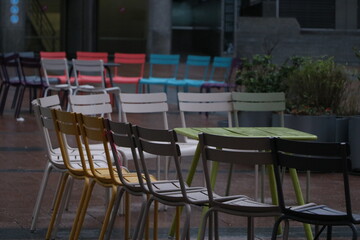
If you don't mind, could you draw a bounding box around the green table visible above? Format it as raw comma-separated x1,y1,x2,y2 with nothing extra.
174,127,317,240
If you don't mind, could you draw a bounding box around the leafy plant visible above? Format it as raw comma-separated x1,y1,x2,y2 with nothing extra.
285,56,349,115
236,55,286,93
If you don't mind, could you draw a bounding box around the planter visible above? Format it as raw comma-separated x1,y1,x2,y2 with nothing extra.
283,114,337,142
236,112,273,127
349,116,360,171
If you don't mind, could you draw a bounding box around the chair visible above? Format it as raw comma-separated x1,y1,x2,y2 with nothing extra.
69,93,113,119
0,53,22,115
112,53,146,93
41,58,75,108
119,92,198,179
207,56,233,84
15,56,58,118
72,59,121,114
198,133,280,240
76,51,109,62
46,109,136,240
40,51,67,59
133,126,217,240
271,138,360,240
30,95,109,233
139,54,180,93
181,55,211,92
200,57,241,93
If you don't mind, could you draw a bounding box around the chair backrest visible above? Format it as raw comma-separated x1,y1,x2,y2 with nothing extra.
40,51,67,59
41,58,71,86
208,56,232,82
19,56,45,85
232,92,286,127
105,120,144,191
51,109,87,175
76,51,109,62
76,113,114,182
32,95,63,166
199,133,273,202
148,54,180,79
183,55,211,81
178,92,233,128
132,125,187,198
0,53,21,84
119,92,169,129
271,138,353,219
113,53,146,78
72,59,106,87
68,93,112,119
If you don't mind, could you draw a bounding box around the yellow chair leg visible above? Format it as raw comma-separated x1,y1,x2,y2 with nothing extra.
45,172,69,240
71,179,96,239
176,206,180,240
154,200,158,240
99,185,118,240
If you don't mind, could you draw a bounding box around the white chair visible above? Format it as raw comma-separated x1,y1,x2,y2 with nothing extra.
30,95,108,233
119,92,198,179
72,59,121,118
232,92,286,201
41,58,75,98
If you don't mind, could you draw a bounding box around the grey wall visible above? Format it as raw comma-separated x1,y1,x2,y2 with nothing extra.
236,17,360,66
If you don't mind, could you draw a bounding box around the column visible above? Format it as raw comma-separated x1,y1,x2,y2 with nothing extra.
147,0,172,54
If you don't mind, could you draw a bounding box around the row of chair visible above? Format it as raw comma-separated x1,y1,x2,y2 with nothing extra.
39,51,241,93
32,92,359,239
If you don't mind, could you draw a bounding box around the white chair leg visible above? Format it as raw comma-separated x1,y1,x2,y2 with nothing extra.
30,162,53,232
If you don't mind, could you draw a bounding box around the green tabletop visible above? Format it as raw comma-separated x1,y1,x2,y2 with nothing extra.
173,127,316,240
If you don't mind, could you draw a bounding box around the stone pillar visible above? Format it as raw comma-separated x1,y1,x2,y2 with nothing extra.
147,0,172,54
0,0,27,52
65,0,97,57
336,0,358,29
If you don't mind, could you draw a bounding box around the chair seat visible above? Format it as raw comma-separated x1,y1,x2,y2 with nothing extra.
155,186,211,204
285,203,355,222
24,76,44,85
140,77,170,85
184,79,206,87
214,196,280,213
166,79,187,86
9,77,21,84
77,76,110,84
112,76,140,84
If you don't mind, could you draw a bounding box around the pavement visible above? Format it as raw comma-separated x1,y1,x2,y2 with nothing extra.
0,85,359,240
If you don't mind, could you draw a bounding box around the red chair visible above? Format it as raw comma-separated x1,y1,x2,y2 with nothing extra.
75,51,109,86
40,51,67,60
112,53,146,93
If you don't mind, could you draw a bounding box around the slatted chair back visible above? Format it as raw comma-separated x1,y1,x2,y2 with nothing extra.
271,138,358,239
232,92,286,127
69,93,112,119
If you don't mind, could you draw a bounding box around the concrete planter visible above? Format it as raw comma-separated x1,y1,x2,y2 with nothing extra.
349,116,360,171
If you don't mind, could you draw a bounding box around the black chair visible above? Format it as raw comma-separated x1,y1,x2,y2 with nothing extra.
271,138,360,240
0,53,22,116
198,133,280,240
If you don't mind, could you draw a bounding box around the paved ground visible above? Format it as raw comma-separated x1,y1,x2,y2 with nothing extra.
0,85,359,239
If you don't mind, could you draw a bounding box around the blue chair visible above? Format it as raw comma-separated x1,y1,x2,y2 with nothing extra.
182,55,211,92
200,57,241,93
207,56,233,84
139,54,180,93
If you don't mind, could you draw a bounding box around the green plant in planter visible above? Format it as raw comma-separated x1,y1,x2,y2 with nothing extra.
236,55,286,93
285,56,349,115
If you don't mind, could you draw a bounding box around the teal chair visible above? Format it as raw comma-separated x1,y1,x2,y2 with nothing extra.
207,56,233,84
182,55,211,92
139,54,180,93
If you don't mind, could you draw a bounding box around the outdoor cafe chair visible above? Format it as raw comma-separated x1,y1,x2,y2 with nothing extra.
0,53,22,116
271,138,360,240
231,91,286,200
132,125,219,240
112,53,146,93
45,109,113,239
40,51,67,59
119,92,197,179
139,54,180,93
198,133,280,240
